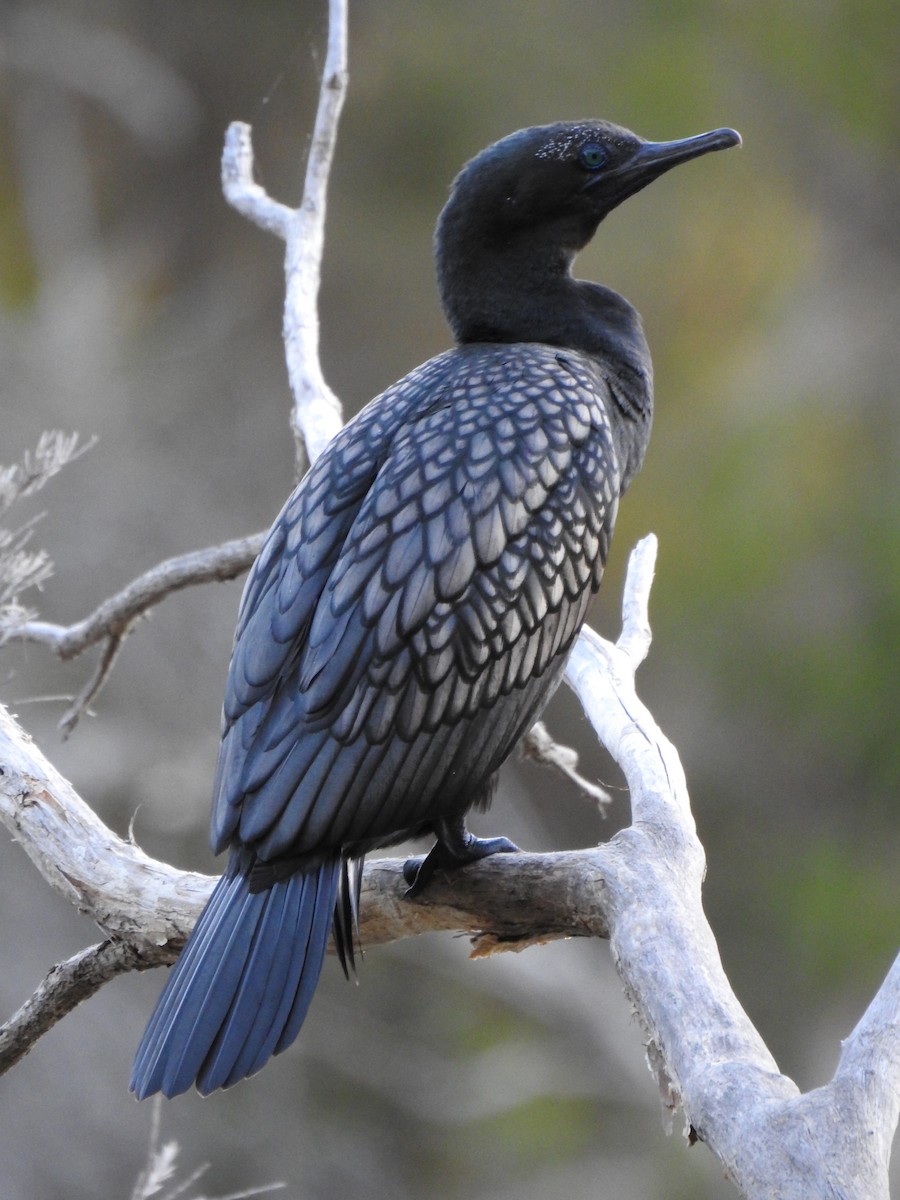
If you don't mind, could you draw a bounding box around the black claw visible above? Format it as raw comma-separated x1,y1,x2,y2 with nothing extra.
403,832,520,898
468,835,520,859
403,855,425,891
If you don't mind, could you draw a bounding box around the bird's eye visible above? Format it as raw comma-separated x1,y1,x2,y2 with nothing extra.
578,143,607,171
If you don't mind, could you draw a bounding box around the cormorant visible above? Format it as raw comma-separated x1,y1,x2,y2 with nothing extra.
131,118,740,1098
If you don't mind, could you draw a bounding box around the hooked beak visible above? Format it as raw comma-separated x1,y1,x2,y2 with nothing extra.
591,126,742,209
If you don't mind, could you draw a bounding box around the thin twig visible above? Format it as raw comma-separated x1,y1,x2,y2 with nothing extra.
58,630,123,736
12,532,264,659
221,0,348,471
7,532,264,730
0,939,150,1074
0,431,95,517
130,1096,286,1199
519,721,611,811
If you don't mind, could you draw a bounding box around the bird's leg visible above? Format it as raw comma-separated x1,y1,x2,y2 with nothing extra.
403,813,519,897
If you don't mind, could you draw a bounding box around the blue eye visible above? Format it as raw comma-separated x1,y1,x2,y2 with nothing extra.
579,143,607,170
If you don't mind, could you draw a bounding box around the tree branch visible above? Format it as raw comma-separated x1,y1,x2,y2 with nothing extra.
221,0,348,473
0,691,610,1071
12,532,264,660
0,938,150,1075
6,532,264,732
1,0,350,723
564,535,900,1198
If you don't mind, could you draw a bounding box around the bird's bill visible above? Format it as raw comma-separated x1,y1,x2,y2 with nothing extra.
596,126,742,206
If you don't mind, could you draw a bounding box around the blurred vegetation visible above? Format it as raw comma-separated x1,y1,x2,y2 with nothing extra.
0,2,897,1198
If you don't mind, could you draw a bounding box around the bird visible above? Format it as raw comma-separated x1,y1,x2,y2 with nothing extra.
131,117,740,1099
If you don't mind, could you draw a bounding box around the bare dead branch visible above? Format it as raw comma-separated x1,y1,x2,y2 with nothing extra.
0,939,150,1075
6,531,264,730
0,691,610,1072
12,532,264,660
221,0,348,472
519,721,611,811
563,535,900,1199
0,692,611,961
57,629,125,737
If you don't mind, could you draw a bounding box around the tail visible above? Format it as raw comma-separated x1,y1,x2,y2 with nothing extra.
130,855,341,1098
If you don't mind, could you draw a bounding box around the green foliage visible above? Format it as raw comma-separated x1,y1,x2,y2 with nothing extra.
466,1094,596,1172
0,123,38,309
773,837,899,993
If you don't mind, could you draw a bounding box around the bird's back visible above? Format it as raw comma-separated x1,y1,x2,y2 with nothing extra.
212,341,633,871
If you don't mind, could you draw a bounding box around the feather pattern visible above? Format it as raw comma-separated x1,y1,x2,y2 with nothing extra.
126,112,731,1097
130,856,341,1098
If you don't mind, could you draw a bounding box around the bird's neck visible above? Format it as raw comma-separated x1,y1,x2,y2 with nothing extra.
438,247,653,421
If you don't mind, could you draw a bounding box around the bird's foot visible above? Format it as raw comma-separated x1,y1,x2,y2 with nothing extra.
403,829,519,897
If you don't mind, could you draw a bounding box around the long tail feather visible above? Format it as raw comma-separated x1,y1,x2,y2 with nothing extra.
131,856,341,1098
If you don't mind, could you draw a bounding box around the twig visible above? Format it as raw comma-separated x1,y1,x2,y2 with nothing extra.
0,939,149,1075
519,721,611,811
0,432,96,631
58,630,124,736
0,431,95,517
8,532,264,730
221,0,348,472
131,1096,286,1199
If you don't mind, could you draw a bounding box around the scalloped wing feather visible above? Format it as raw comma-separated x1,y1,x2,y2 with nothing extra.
212,344,622,861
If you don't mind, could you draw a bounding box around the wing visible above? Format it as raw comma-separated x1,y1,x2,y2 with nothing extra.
212,345,623,861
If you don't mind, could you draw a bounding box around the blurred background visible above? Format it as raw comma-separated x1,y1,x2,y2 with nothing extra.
1,2,898,1197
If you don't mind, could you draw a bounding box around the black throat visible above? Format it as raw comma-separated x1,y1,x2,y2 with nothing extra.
435,218,653,426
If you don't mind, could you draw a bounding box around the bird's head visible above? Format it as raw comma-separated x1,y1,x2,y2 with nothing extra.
440,120,740,253
435,119,741,343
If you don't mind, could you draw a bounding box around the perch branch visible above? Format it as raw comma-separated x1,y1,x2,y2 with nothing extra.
564,533,899,1198
0,693,611,1072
